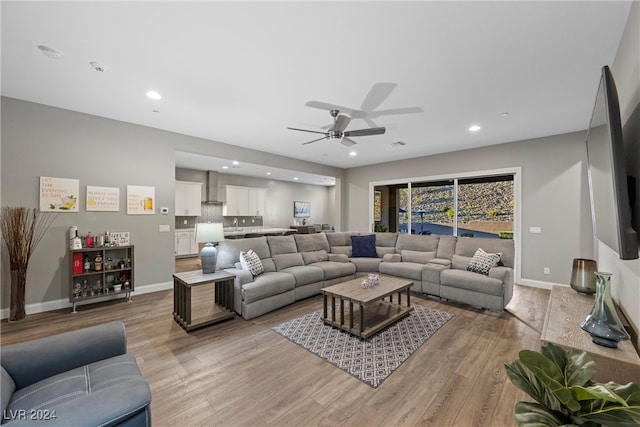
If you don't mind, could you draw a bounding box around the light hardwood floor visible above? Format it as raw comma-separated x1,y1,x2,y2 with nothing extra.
1,260,550,427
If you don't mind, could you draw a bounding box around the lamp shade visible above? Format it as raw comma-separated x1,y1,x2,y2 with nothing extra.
194,222,225,243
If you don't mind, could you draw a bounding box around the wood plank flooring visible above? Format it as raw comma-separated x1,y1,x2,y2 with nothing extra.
1,261,549,427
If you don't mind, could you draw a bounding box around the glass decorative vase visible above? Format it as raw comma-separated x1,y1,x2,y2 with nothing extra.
580,272,630,348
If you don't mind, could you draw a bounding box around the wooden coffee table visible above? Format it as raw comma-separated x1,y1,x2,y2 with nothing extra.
321,275,414,338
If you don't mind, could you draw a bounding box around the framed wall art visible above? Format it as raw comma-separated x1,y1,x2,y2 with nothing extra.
39,176,79,212
293,201,310,218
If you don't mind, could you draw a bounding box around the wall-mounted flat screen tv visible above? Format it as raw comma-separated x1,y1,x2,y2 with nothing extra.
585,65,638,260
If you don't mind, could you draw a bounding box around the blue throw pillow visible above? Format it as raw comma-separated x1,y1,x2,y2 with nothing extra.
351,234,377,257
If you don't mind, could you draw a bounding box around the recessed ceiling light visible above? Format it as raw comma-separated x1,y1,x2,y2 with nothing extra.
146,91,162,100
266,172,272,176
501,112,510,117
232,160,239,166
469,125,481,132
349,151,357,156
152,110,159,113
293,177,299,181
38,45,63,60
392,141,406,146
222,165,229,169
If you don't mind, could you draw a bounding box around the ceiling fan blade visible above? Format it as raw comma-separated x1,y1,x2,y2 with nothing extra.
364,118,380,128
305,101,355,116
344,127,386,137
361,83,397,111
287,127,328,135
333,114,351,132
302,136,328,145
370,106,424,117
340,137,357,147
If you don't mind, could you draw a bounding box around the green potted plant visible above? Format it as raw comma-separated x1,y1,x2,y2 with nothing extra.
504,342,640,426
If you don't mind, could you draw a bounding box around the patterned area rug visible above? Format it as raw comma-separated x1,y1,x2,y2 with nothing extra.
272,304,454,388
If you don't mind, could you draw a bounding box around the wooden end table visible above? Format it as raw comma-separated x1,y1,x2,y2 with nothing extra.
173,270,235,332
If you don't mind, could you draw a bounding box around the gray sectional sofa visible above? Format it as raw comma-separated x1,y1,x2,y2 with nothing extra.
216,231,515,319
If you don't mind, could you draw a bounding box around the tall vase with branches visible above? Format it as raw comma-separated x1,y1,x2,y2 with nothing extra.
1,207,57,321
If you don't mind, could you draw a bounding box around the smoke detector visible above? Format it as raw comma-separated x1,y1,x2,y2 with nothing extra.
37,45,63,60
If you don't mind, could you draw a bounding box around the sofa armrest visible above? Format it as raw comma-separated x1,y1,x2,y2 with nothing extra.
1,321,127,390
224,268,253,314
489,266,514,305
382,253,401,262
328,253,349,262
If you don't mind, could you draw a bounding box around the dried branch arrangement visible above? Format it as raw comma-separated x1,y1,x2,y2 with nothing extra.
1,207,57,320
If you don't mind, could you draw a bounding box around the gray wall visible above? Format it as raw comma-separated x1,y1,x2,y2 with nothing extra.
0,97,343,314
344,131,594,286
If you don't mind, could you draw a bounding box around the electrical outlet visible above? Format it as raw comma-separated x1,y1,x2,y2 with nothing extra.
544,267,550,275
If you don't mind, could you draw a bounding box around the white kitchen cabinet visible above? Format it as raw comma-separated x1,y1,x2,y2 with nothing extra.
175,230,199,257
175,231,192,256
175,181,202,216
224,186,266,216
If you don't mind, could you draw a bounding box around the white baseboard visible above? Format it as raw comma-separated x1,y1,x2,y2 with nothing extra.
1,281,173,320
518,278,568,290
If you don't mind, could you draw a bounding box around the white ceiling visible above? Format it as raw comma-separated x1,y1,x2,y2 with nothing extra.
1,1,633,181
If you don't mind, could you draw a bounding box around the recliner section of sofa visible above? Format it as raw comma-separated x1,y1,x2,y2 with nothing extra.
217,233,356,320
1,322,151,426
217,231,515,320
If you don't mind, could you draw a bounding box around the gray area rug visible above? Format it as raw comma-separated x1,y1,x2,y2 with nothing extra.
272,304,454,388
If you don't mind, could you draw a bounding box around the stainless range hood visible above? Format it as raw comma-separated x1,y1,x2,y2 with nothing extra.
203,170,222,204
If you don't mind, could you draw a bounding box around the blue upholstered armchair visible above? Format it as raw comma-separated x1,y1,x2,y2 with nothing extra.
1,321,151,426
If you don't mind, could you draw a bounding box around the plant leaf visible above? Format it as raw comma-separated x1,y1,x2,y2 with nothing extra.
519,349,581,412
564,348,597,387
505,360,563,411
514,402,566,427
577,382,640,426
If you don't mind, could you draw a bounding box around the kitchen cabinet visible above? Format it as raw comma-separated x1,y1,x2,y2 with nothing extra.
175,181,202,216
175,230,198,256
224,186,266,216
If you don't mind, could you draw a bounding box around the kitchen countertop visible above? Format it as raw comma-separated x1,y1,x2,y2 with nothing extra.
223,227,294,237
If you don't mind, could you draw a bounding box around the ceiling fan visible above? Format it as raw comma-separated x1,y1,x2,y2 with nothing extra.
305,83,423,128
288,109,385,146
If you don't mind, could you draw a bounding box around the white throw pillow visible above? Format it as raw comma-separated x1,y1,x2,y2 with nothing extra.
239,249,264,277
466,248,501,276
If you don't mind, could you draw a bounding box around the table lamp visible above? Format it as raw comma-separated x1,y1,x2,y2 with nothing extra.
194,222,225,274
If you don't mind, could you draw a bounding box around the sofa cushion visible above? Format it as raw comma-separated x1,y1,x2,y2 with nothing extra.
395,234,439,252
351,235,377,257
374,232,398,248
280,265,324,287
325,231,353,247
454,237,514,268
301,249,329,264
267,235,298,255
440,269,504,296
239,249,264,276
401,249,435,264
242,272,296,304
311,261,356,280
376,246,396,257
1,367,15,416
349,257,382,273
466,248,502,275
6,354,150,426
294,233,330,252
216,237,270,269
436,235,457,259
379,261,423,281
331,246,352,257
272,252,305,270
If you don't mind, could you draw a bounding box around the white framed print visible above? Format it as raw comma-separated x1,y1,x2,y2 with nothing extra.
86,186,120,212
39,176,80,212
127,185,155,215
